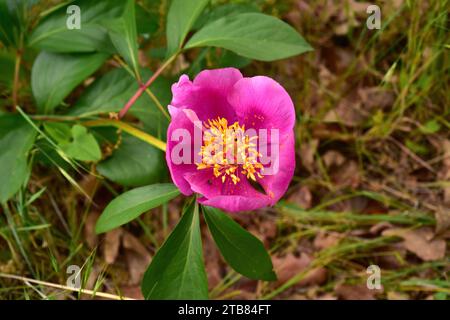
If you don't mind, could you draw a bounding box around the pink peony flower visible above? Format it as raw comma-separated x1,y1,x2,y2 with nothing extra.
166,68,295,212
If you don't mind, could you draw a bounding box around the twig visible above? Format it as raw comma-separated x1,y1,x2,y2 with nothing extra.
0,273,135,300
119,53,178,119
388,137,436,173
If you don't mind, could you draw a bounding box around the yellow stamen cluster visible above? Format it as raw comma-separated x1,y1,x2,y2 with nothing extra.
196,117,264,184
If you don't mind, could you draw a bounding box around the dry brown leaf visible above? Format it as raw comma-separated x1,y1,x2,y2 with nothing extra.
317,293,338,300
121,232,151,285
273,253,308,284
203,233,223,290
122,231,151,259
314,231,343,250
375,243,407,269
244,215,277,246
320,45,356,74
323,86,395,128
334,23,350,36
439,140,450,205
390,0,404,9
103,228,123,264
323,98,364,127
125,250,149,285
78,174,99,200
335,283,382,300
358,87,395,110
258,219,277,245
435,206,450,235
84,211,100,249
323,150,346,168
273,253,327,287
329,196,368,213
120,286,144,300
138,49,150,67
348,0,371,13
83,77,95,87
80,264,102,299
171,54,189,75
382,227,446,261
334,0,372,36
332,160,361,188
287,186,313,209
369,221,394,235
299,139,319,172
318,64,336,87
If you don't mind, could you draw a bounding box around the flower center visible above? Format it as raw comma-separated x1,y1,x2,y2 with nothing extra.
196,117,264,184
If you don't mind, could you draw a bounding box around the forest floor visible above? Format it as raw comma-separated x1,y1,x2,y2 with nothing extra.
0,0,449,300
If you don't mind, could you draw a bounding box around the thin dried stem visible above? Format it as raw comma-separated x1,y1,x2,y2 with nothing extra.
0,273,135,300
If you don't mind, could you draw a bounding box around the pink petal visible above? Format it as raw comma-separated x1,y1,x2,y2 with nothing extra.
166,69,296,212
184,170,272,212
166,108,202,195
257,133,296,205
199,196,271,213
170,68,243,122
228,76,296,137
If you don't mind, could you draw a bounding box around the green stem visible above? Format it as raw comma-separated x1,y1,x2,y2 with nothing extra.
83,119,166,152
12,50,22,110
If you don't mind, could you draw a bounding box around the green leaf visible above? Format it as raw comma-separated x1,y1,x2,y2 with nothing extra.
28,0,127,52
185,12,313,61
166,0,209,56
193,2,259,30
95,183,180,234
31,51,108,114
106,0,139,77
187,48,250,77
34,139,72,171
405,139,428,155
203,206,276,281
0,114,36,203
60,125,102,162
136,3,158,36
69,68,137,117
90,126,119,146
131,75,172,139
0,0,34,47
0,0,19,47
68,68,170,137
419,119,441,134
0,52,16,87
43,122,72,144
29,0,139,73
97,134,165,187
217,49,251,69
141,201,208,299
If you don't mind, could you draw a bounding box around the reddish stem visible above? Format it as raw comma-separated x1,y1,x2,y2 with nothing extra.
119,54,177,119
